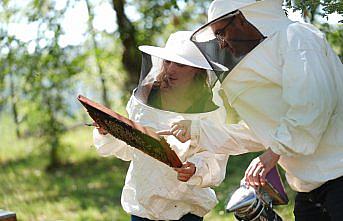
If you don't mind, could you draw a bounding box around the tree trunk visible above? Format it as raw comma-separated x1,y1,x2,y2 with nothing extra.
85,0,111,107
45,95,62,170
0,68,5,113
7,48,21,138
111,0,140,91
9,73,21,138
47,132,60,170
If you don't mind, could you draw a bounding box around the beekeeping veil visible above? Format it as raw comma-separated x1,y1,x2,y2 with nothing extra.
191,0,290,82
135,31,220,113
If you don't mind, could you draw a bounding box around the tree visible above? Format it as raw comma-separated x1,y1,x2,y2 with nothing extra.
0,4,23,137
1,0,85,169
28,1,83,169
111,0,140,91
85,0,111,107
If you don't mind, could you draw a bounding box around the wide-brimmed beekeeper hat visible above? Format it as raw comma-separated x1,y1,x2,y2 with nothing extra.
139,31,213,70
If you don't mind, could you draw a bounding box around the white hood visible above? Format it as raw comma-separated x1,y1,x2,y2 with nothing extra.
206,0,293,37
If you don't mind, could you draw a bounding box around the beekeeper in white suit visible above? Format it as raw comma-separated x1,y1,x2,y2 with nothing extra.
93,31,262,221
191,0,343,220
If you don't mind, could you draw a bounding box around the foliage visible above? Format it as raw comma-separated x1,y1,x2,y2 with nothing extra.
0,0,85,168
321,24,343,60
284,0,343,23
0,0,341,219
128,0,209,44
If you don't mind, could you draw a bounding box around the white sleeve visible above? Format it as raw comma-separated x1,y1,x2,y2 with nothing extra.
191,118,265,155
93,128,134,161
186,150,229,188
186,119,264,188
270,48,336,156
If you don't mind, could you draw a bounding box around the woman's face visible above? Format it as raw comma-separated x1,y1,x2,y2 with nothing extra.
163,60,200,88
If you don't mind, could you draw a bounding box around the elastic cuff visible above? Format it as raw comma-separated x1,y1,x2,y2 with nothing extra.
269,141,294,157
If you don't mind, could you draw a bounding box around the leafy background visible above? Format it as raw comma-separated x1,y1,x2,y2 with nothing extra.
0,0,342,220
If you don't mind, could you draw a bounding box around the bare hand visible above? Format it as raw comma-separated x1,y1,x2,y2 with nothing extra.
94,122,108,135
244,148,280,187
156,120,191,143
174,162,196,182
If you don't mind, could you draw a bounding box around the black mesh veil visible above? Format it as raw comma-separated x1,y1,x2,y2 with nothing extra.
134,51,219,114
138,52,153,85
191,10,266,82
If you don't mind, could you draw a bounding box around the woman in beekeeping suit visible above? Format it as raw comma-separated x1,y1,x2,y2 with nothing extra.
93,31,261,221
191,0,343,220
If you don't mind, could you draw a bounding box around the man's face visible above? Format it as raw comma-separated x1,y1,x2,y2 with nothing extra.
211,13,262,57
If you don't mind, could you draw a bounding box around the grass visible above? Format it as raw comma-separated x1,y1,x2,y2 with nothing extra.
0,114,295,220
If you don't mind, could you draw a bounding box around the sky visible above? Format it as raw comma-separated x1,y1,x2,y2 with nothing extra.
4,0,343,51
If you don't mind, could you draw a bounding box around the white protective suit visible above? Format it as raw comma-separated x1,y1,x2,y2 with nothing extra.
93,92,263,220
193,0,343,192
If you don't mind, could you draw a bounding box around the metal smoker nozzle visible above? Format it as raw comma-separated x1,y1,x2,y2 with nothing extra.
226,167,287,220
225,184,284,221
226,185,257,212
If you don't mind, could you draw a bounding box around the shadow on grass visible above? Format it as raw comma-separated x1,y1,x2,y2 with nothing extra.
1,153,130,217
48,158,130,210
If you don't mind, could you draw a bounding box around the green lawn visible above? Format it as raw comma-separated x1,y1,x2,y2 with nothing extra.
0,115,295,220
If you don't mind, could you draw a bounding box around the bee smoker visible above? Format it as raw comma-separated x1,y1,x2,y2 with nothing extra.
226,167,288,221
